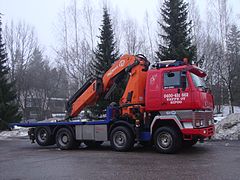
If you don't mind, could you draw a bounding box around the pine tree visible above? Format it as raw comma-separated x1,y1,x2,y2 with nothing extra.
226,25,240,62
226,24,240,106
88,7,119,115
156,0,196,63
0,15,21,129
90,7,119,78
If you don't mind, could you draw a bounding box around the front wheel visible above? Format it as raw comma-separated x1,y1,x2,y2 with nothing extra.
110,126,134,152
154,126,182,154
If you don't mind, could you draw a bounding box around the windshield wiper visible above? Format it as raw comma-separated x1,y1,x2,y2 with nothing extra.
197,85,209,92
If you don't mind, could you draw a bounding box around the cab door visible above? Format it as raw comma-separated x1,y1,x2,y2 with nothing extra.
160,70,192,110
145,70,162,111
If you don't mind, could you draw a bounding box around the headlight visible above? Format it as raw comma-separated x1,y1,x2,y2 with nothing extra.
195,120,200,127
195,119,204,127
209,119,213,125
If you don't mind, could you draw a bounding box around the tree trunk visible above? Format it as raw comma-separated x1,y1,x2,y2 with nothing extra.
227,84,233,114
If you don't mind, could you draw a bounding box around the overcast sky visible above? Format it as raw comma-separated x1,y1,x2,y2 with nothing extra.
1,0,240,56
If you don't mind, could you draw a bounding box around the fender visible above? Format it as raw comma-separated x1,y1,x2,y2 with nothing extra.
53,125,75,137
109,120,135,135
150,115,183,135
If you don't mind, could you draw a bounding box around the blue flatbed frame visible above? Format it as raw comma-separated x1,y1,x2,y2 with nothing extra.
10,107,113,128
9,107,151,141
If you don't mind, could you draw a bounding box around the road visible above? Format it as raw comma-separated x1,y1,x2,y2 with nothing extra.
0,138,240,180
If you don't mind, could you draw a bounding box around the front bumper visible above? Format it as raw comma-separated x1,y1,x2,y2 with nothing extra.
181,125,214,138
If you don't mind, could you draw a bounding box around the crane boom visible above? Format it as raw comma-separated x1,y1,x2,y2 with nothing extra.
66,54,150,119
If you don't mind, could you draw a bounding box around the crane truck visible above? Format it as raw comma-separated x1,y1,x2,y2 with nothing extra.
11,54,214,153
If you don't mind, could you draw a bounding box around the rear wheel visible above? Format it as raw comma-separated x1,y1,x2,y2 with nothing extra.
35,127,54,146
154,126,182,154
56,128,77,150
110,126,134,152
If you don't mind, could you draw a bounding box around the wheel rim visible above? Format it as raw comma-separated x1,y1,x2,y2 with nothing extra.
157,132,173,149
38,129,47,143
58,133,69,147
113,131,127,148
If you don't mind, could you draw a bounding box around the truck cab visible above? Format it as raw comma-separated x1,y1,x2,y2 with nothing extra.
146,63,214,112
145,61,214,149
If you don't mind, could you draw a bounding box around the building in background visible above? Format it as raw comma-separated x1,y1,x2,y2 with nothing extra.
23,97,67,121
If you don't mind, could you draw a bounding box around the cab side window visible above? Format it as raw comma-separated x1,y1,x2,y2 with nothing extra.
163,71,181,89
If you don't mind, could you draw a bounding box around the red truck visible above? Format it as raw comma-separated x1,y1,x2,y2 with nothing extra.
12,54,214,153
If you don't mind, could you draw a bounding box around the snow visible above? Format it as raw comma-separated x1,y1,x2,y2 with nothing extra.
213,113,240,140
214,106,240,123
0,117,63,141
213,116,225,124
222,106,240,115
215,106,240,116
0,126,28,140
213,106,240,140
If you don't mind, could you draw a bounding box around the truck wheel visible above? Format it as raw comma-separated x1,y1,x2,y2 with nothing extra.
84,141,103,148
35,127,54,146
56,128,77,150
183,139,198,148
110,126,134,152
154,126,182,154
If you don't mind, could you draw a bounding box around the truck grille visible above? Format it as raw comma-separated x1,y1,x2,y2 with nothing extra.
193,111,213,128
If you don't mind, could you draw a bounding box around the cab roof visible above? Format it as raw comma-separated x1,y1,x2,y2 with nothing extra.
150,60,206,77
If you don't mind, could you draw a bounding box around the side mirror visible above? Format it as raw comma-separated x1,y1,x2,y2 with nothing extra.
181,71,187,91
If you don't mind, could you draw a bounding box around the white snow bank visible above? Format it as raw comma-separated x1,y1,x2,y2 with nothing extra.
213,106,240,124
213,113,240,140
213,116,225,124
0,126,28,140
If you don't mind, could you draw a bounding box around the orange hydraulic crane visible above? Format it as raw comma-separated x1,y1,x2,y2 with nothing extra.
66,54,150,118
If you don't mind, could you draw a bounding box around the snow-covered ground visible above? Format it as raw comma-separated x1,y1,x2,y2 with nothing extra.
214,106,240,123
0,117,63,140
0,126,28,140
213,113,240,140
222,106,240,115
215,106,240,117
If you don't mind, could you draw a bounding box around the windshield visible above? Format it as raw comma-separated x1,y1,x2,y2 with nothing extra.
191,73,207,88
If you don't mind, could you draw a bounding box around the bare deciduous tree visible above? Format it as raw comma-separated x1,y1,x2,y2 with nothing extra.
55,0,97,94
144,11,155,61
4,21,38,115
4,21,37,80
122,18,142,54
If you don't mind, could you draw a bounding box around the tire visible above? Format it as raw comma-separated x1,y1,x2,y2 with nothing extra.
84,141,103,148
55,128,77,150
110,126,134,152
183,139,198,148
154,126,182,154
35,127,54,146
